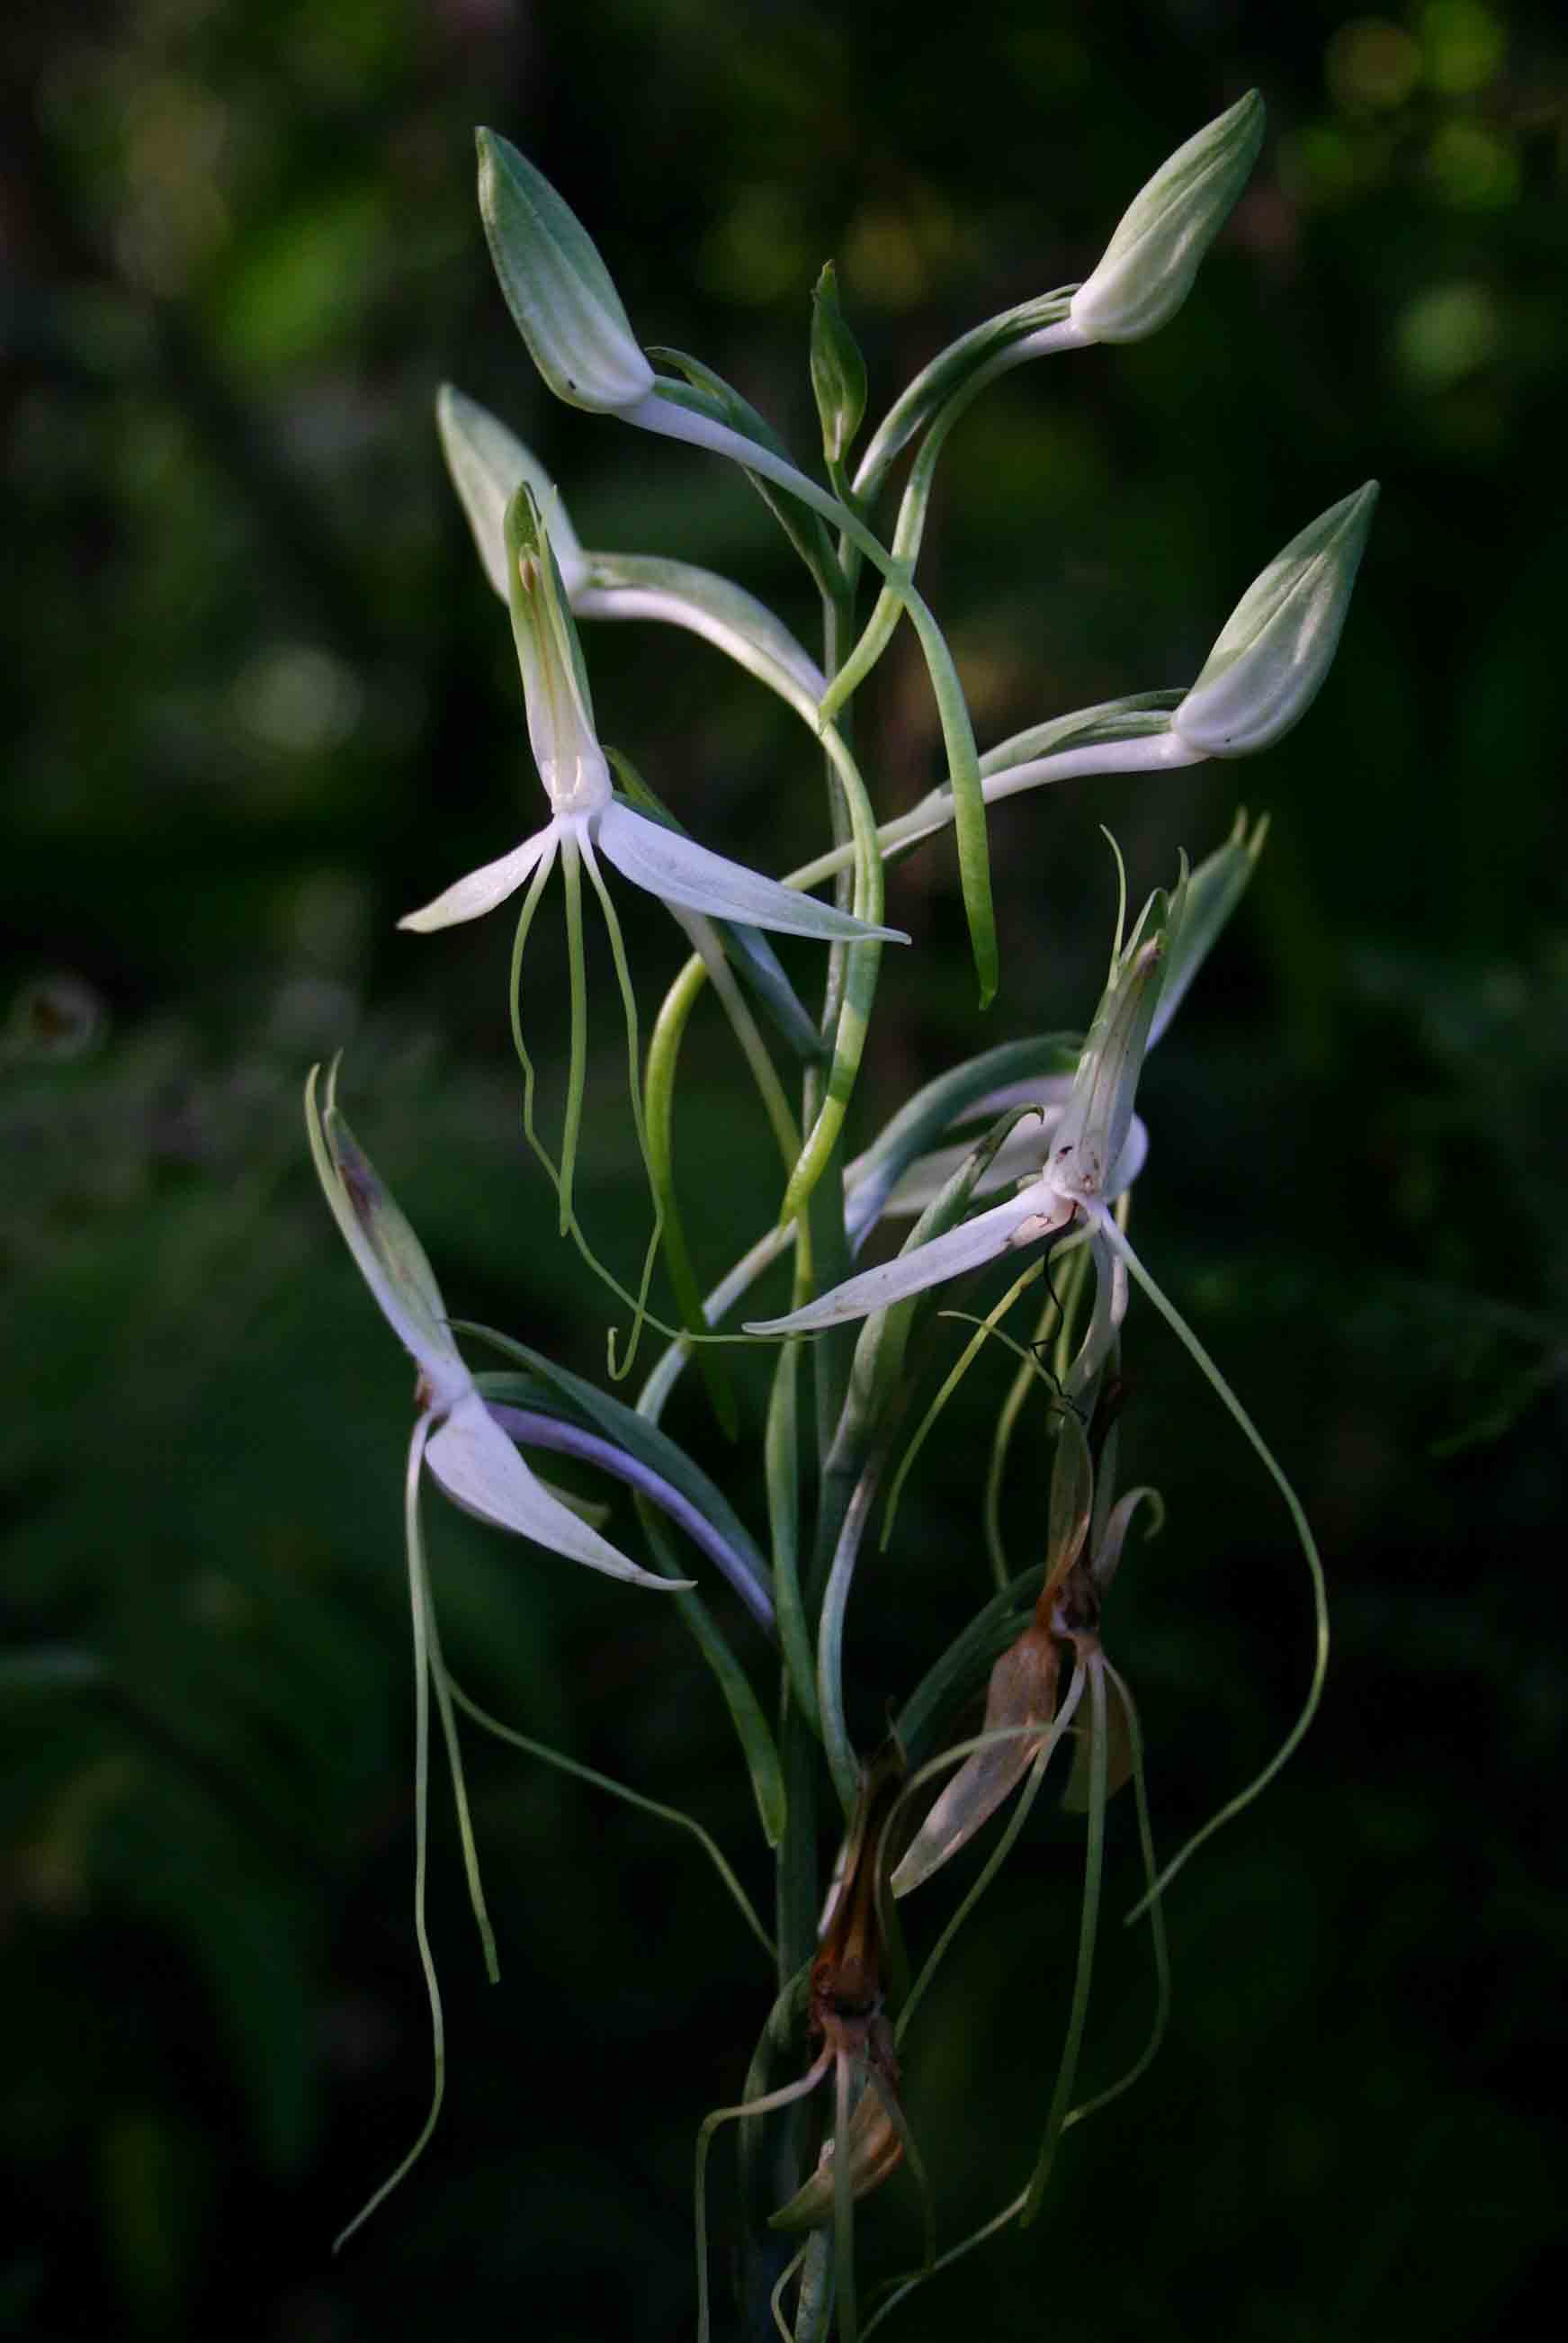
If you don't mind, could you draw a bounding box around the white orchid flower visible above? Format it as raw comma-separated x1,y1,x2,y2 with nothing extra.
307,1060,688,2251
401,482,904,1258
403,482,900,951
436,383,828,721
306,1060,679,1592
746,870,1184,1351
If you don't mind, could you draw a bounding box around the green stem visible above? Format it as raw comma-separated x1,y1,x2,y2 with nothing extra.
635,947,738,1430
632,394,998,1002
1021,1654,1108,2224
578,831,664,1378
766,1340,820,1736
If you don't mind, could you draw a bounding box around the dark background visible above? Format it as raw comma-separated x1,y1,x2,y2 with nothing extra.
4,2,1564,2338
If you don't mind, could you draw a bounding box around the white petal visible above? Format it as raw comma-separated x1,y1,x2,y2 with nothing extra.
399,826,556,933
746,1189,1069,1336
596,802,906,943
426,1394,685,1590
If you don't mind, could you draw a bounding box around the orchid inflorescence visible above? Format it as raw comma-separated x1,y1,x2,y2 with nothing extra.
305,88,1372,2336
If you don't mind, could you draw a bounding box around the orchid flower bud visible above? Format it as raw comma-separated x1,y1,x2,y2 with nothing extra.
1172,482,1379,756
810,261,868,467
1070,90,1265,345
476,128,654,412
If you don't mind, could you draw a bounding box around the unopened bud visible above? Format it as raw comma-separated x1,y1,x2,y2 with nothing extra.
1172,482,1378,756
810,262,868,466
1070,91,1265,345
476,129,654,412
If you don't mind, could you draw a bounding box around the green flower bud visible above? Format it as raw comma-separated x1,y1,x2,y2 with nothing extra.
1070,90,1265,345
1172,482,1378,756
475,128,654,411
435,383,587,600
810,262,868,466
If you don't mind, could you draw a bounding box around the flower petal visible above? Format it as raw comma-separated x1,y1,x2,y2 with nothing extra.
596,802,907,943
399,825,555,933
426,1392,686,1591
747,1188,1068,1337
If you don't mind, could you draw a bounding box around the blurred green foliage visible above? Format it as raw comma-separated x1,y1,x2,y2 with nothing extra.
4,1,1564,2337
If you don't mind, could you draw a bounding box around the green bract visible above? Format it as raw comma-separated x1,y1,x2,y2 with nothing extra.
1173,482,1380,755
1070,89,1265,345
